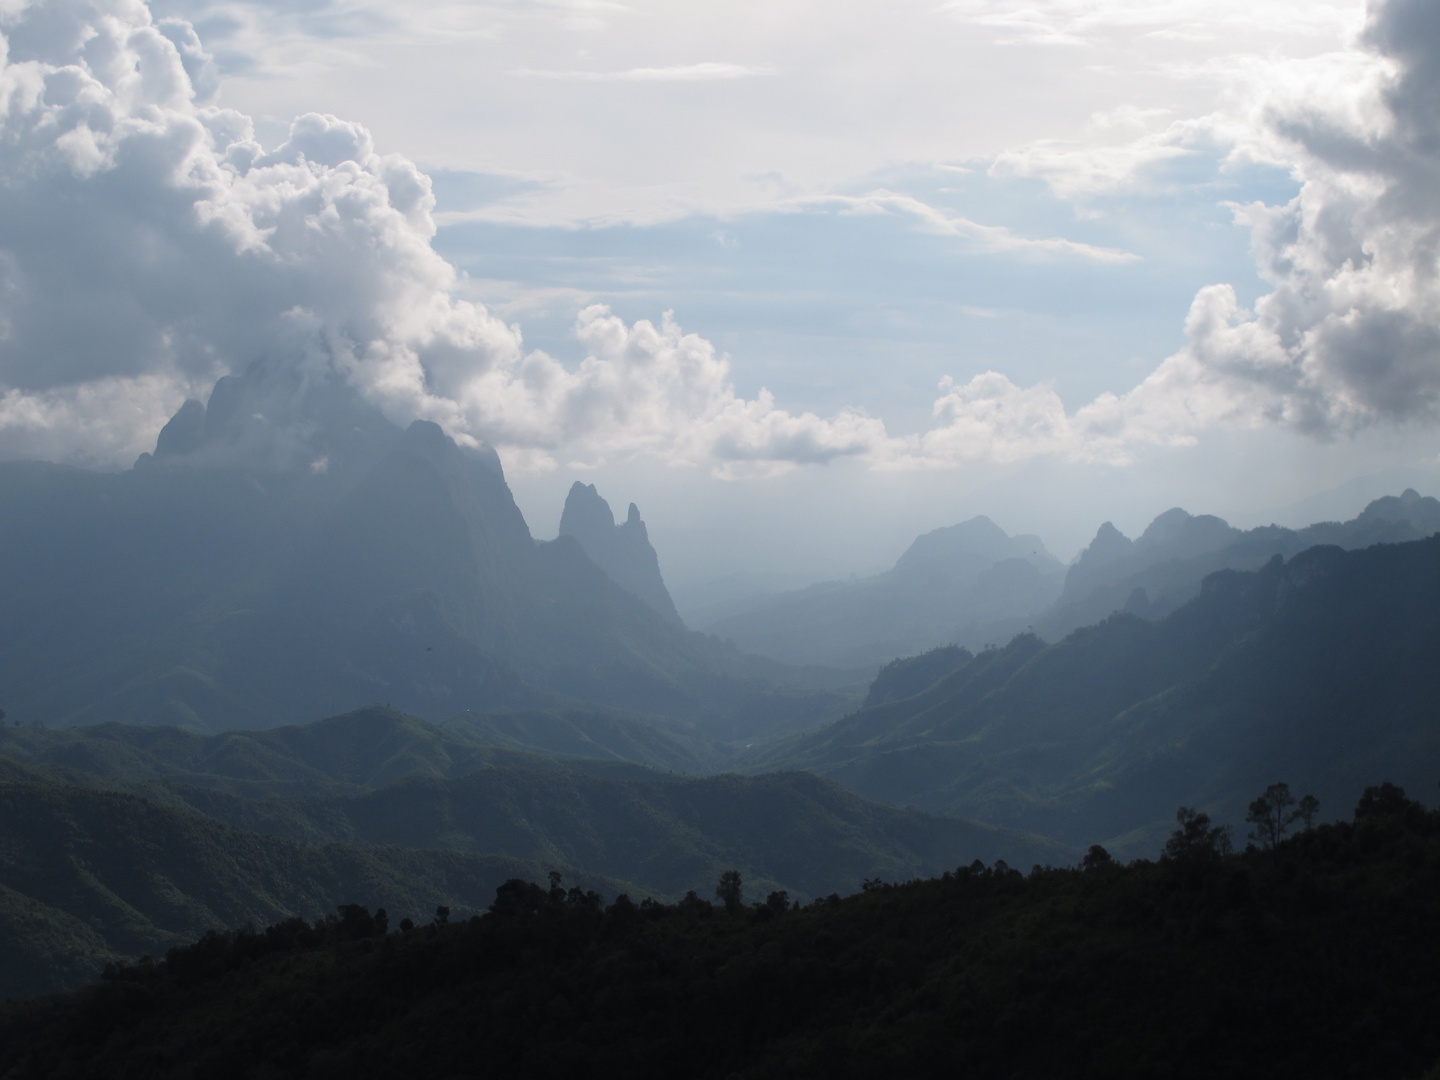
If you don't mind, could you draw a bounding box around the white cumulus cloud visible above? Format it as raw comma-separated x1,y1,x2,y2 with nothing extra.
895,0,1440,467
0,0,876,473
3,0,1438,479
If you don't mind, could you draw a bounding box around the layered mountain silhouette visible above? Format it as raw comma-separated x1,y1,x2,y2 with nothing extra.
558,482,682,625
704,491,1440,669
704,517,1064,668
0,368,851,737
1038,489,1440,637
746,532,1440,855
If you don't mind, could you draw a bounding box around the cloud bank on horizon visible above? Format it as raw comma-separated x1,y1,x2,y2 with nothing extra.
0,0,1435,477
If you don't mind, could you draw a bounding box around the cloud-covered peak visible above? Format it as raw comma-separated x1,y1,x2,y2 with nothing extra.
0,0,519,465
0,0,889,475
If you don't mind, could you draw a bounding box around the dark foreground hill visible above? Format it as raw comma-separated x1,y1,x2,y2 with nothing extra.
747,535,1440,854
3,787,1438,1080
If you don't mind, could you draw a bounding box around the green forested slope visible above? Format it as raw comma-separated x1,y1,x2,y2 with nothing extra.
0,706,718,794
167,766,1063,901
3,788,1437,1080
748,537,1440,853
0,765,628,1000
0,714,1063,999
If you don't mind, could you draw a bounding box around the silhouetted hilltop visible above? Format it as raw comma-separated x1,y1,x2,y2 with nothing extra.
1060,508,1239,605
5,790,1439,1079
559,481,682,624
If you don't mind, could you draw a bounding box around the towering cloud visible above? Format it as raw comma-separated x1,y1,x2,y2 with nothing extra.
0,0,875,473
908,0,1440,466
1,0,1436,476
1096,0,1440,443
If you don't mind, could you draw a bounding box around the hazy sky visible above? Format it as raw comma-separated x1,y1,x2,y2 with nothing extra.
2,0,1438,603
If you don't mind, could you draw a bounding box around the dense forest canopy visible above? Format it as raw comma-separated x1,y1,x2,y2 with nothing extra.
2,783,1438,1079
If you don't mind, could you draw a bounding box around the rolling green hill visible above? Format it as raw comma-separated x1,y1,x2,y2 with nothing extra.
0,710,1065,999
0,706,720,794
0,760,631,1000
165,765,1065,902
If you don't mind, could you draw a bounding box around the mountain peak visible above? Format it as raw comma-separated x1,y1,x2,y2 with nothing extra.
1355,488,1440,529
1137,507,1192,548
559,483,681,625
1135,508,1237,560
892,516,1058,583
1087,521,1133,560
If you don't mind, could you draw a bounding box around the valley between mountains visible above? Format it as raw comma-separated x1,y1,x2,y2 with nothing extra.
1,379,1438,1001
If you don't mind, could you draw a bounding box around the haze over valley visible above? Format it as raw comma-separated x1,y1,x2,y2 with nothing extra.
1,0,1439,1074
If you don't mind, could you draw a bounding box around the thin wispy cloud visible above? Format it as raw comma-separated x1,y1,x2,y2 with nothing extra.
512,61,766,81
939,0,1361,46
811,191,1141,263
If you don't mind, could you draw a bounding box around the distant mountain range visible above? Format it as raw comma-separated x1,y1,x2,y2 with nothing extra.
705,517,1064,668
0,368,856,739
5,483,1439,999
700,489,1440,669
1038,487,1440,638
5,364,1440,1010
744,532,1440,856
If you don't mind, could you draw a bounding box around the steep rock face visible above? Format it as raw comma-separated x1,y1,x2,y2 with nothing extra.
1057,522,1132,601
558,482,682,626
1,375,853,735
153,399,205,458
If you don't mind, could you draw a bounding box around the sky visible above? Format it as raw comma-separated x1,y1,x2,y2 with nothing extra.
2,0,1439,611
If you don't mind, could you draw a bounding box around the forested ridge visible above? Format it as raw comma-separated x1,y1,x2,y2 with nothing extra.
3,784,1438,1079
0,734,1057,999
